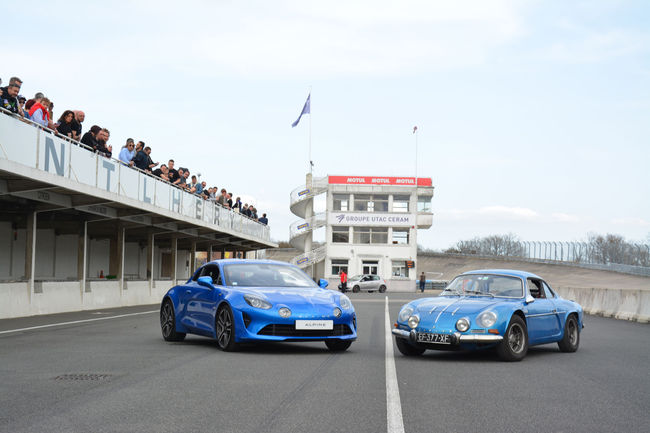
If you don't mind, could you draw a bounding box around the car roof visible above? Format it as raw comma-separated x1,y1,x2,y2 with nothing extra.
460,269,543,280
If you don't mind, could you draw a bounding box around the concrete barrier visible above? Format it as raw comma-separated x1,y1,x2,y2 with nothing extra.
0,280,176,319
555,287,650,323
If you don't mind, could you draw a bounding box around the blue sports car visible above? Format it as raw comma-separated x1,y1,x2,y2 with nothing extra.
160,260,357,352
392,269,584,361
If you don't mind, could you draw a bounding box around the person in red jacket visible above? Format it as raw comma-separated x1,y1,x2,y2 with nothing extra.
339,270,348,293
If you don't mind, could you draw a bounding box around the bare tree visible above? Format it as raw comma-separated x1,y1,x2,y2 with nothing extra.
452,233,524,257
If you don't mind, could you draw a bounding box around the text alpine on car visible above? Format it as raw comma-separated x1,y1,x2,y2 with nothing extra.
392,269,583,361
160,260,357,351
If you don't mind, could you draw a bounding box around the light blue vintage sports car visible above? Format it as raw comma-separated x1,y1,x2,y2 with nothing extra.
392,269,583,361
161,260,357,352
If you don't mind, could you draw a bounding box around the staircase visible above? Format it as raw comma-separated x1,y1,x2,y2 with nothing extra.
289,176,328,269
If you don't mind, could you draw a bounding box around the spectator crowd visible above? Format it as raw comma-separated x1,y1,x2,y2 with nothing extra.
0,75,269,226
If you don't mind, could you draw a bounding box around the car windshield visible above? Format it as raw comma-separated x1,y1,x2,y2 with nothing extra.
441,274,523,298
223,263,317,288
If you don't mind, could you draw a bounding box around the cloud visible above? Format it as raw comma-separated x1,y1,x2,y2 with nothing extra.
611,217,650,227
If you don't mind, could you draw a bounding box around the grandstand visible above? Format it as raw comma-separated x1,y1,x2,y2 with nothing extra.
0,109,276,319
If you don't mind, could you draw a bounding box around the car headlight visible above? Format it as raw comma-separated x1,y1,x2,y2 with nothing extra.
456,317,470,332
279,307,291,318
398,306,414,322
244,294,272,309
408,315,420,329
477,311,497,328
333,308,342,318
339,295,351,310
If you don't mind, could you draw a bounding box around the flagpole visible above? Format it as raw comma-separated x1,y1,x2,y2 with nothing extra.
309,86,312,176
414,126,418,186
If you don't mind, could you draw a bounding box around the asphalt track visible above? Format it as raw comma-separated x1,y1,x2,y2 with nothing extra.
0,293,648,433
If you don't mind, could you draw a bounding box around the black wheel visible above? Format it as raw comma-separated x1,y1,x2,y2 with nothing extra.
558,315,580,352
325,339,352,352
215,305,238,352
497,315,528,361
352,285,360,293
160,300,186,342
379,285,387,293
395,337,425,356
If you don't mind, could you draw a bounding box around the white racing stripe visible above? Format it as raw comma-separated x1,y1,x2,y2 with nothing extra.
385,296,405,433
0,310,158,335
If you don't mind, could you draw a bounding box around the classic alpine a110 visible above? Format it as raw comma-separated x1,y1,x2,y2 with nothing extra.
392,269,583,361
160,260,357,351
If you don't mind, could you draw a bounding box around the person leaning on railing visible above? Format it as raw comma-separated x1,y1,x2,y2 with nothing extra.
81,125,101,152
56,110,76,138
0,77,24,116
118,138,136,166
29,97,51,128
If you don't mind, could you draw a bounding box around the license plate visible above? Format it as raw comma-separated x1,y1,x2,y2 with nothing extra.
416,332,451,344
295,320,333,330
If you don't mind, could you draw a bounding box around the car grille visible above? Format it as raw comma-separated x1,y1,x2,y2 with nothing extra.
257,324,353,337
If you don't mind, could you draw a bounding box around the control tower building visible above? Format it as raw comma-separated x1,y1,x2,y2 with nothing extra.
290,174,434,291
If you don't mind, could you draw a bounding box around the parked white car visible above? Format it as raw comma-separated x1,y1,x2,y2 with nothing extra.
348,274,387,293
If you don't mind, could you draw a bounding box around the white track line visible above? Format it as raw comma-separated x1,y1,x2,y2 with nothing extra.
0,310,158,335
385,296,405,433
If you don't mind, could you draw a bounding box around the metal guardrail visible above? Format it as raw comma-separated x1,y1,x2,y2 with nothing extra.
0,109,270,242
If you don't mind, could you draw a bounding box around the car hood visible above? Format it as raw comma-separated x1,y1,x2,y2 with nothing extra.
239,286,340,307
415,296,507,316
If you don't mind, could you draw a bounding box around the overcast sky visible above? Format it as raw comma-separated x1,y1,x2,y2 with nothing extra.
5,0,649,249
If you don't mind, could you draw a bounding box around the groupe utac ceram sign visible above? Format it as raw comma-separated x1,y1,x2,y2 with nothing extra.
327,175,432,186
328,212,415,227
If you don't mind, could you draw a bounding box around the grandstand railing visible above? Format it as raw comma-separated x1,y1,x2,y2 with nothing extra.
0,109,270,242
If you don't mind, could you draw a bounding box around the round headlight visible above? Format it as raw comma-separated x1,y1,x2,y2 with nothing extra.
333,307,342,318
477,311,497,328
339,296,351,310
408,315,420,329
399,306,414,322
279,307,291,318
456,317,470,332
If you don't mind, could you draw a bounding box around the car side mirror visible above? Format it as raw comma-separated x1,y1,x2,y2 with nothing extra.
318,278,329,289
197,276,214,288
525,294,535,304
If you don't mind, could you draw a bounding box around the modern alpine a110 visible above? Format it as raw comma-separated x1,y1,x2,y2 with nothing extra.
392,269,584,361
160,260,357,351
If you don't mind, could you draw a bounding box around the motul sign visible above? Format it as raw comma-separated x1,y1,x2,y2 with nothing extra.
328,176,432,186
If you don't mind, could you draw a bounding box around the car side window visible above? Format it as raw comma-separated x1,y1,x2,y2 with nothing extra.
542,282,555,299
372,275,380,281
202,265,222,285
527,279,545,299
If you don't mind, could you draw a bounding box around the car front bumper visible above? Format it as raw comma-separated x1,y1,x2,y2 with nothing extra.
392,328,503,344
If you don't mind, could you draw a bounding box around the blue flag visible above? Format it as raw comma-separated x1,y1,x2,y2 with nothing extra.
291,93,311,128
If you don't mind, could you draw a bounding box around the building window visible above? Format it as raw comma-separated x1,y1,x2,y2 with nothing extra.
333,194,349,211
332,226,349,243
372,195,389,212
354,194,370,211
371,227,388,244
331,259,348,275
353,227,371,244
392,261,407,277
393,195,409,212
417,196,431,212
352,227,388,244
392,228,409,244
353,194,388,212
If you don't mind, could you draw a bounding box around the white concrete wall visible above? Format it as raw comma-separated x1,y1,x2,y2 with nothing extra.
54,234,78,279
0,279,177,319
88,239,110,278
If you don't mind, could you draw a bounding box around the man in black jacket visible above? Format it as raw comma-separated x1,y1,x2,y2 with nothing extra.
80,125,101,152
133,146,151,171
0,77,23,115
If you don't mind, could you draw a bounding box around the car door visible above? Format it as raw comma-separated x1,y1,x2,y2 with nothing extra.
369,275,381,291
188,264,223,335
525,278,562,344
359,275,372,291
180,267,205,331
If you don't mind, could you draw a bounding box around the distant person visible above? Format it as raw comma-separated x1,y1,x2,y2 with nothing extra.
118,138,136,166
258,213,268,225
167,159,180,184
29,97,50,127
56,110,76,138
81,125,101,151
339,270,347,293
71,110,85,140
419,272,426,293
0,77,23,115
153,164,169,181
